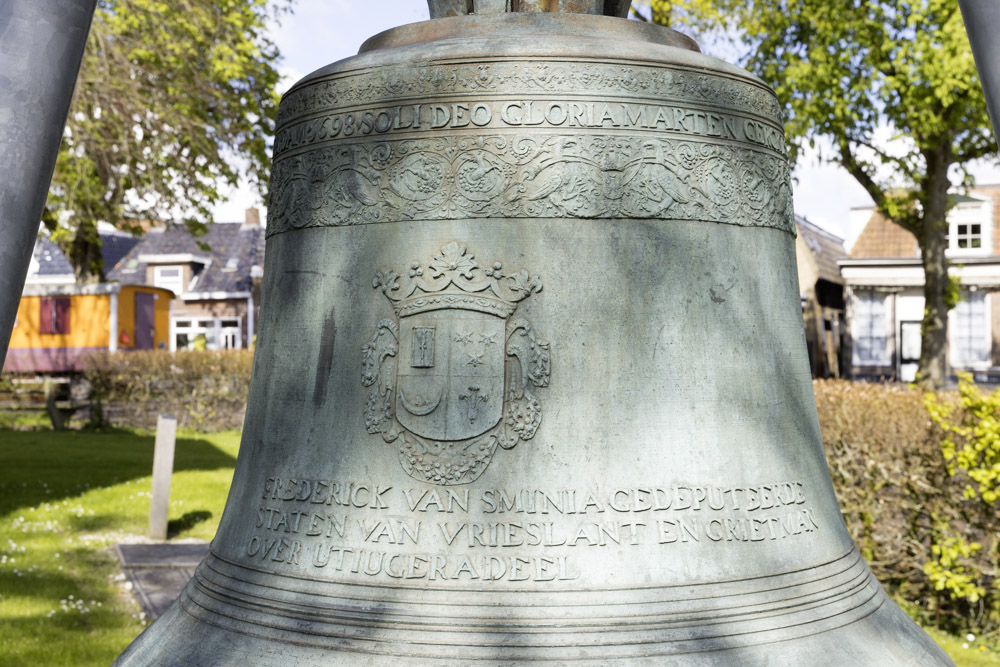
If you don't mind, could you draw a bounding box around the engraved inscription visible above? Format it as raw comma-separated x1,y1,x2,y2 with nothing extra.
273,99,784,155
266,135,793,237
362,243,549,485
247,477,822,584
308,548,580,582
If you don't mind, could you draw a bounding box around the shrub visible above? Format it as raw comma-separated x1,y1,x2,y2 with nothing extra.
926,373,1000,504
922,375,1000,627
81,350,253,432
815,379,998,635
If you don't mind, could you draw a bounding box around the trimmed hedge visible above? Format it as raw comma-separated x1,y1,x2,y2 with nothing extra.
83,350,253,432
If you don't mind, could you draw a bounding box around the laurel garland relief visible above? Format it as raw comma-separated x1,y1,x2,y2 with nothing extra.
267,134,794,236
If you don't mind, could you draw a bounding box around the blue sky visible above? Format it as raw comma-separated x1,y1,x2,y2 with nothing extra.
212,1,1000,251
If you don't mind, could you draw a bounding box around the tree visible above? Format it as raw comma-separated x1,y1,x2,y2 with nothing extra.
631,0,723,31
703,0,995,389
45,0,290,282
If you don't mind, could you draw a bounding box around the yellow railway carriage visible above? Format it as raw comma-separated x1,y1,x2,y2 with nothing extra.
4,283,172,373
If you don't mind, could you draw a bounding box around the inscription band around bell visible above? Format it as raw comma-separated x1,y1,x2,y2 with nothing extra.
117,5,952,665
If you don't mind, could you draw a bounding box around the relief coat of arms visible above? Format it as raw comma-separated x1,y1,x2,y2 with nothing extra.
361,242,550,485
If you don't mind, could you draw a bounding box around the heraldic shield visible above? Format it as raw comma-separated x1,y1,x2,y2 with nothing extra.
362,242,550,485
396,312,505,441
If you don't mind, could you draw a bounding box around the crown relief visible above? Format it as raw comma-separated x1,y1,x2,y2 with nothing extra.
372,242,542,318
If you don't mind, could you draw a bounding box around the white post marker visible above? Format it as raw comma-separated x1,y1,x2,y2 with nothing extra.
149,414,178,540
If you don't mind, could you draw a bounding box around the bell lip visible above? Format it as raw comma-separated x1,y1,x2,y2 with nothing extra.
358,13,700,56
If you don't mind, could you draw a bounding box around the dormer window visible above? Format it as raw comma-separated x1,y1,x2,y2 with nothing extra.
153,266,185,296
952,223,982,249
946,196,992,255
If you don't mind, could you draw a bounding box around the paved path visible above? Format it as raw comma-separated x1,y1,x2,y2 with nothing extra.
115,543,208,619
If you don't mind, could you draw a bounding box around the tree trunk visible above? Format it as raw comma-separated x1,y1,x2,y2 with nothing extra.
918,226,950,388
916,148,954,389
67,219,104,284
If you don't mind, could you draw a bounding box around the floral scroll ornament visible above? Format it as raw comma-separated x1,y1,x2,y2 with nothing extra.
361,243,549,485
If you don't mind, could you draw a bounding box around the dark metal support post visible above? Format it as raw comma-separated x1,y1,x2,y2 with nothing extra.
0,0,97,366
960,0,1000,146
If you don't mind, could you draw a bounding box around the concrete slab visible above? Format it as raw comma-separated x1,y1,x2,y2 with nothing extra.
115,543,209,619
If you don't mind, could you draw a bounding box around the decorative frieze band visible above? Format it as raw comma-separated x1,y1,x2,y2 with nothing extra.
265,133,794,237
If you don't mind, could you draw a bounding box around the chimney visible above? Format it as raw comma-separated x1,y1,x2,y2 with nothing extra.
244,207,260,226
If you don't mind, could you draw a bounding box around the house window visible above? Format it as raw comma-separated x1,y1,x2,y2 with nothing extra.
952,223,982,249
173,317,242,351
153,266,185,296
952,290,989,365
947,200,991,254
218,319,241,349
853,290,889,365
39,297,70,335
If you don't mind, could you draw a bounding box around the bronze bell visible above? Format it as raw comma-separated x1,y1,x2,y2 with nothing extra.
117,2,951,664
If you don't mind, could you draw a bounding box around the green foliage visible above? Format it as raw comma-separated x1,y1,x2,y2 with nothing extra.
729,0,994,187
921,622,1000,665
47,0,291,281
926,373,1000,503
630,0,725,32
81,350,253,431
925,534,987,604
946,274,964,311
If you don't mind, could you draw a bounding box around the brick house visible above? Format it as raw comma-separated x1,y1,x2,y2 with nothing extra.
108,209,265,351
838,185,1000,382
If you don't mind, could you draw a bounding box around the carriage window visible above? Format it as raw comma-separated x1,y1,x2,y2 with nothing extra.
39,297,70,334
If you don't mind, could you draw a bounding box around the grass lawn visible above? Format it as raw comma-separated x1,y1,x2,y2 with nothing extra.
0,426,238,666
926,627,1000,666
1,425,997,665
